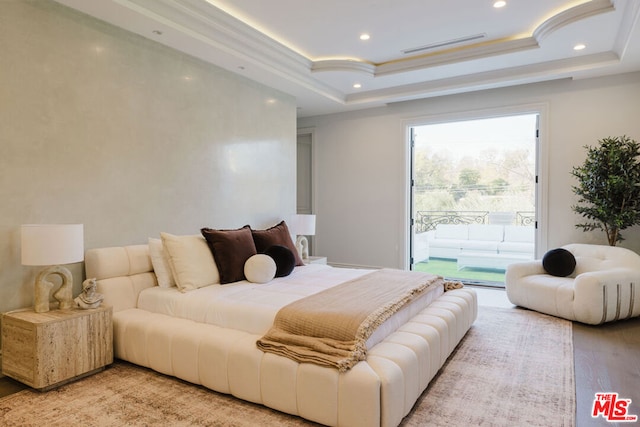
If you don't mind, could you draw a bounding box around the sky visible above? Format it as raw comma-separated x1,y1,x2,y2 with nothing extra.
413,113,538,161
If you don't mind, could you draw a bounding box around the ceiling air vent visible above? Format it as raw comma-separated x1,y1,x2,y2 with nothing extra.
402,33,486,55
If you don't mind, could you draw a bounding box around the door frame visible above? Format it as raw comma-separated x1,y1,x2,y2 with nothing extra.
402,103,549,271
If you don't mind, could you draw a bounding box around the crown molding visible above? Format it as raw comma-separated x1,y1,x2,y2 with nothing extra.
108,0,345,102
346,51,620,106
533,0,614,41
306,38,540,78
311,60,376,75
129,0,310,69
375,37,539,77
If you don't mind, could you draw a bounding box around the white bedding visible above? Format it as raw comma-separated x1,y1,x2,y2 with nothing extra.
137,263,445,348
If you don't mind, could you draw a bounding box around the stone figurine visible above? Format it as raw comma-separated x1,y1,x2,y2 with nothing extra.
75,278,104,309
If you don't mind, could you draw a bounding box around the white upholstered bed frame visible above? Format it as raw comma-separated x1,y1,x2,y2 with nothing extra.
85,244,477,427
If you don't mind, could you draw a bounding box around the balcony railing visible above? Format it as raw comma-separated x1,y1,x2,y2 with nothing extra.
415,210,534,233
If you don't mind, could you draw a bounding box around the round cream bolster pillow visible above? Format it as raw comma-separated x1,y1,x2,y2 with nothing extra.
244,254,277,283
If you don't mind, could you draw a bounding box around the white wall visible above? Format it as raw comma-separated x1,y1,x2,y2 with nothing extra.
0,1,296,315
298,72,640,269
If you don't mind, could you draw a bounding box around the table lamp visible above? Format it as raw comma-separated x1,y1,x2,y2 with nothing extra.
290,214,316,260
21,224,84,313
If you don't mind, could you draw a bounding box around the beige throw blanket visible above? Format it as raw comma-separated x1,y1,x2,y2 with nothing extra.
256,269,462,372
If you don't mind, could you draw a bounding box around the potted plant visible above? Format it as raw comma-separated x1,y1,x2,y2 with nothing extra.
571,135,640,246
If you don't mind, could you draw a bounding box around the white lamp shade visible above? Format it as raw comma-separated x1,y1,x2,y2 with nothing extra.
21,224,84,266
290,214,316,236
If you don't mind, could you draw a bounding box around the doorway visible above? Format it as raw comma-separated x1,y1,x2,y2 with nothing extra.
409,113,538,286
297,129,314,253
296,131,313,215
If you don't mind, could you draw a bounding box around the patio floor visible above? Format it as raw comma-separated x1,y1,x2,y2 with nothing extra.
414,258,505,286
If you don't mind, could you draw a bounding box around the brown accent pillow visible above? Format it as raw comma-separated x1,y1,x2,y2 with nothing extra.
201,225,257,284
251,220,304,266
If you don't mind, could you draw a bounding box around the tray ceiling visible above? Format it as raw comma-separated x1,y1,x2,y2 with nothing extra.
54,0,640,117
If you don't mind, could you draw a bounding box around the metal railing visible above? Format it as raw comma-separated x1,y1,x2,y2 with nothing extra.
516,211,535,226
415,210,534,233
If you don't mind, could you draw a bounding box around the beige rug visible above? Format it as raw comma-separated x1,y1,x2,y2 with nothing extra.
400,306,575,426
0,306,574,427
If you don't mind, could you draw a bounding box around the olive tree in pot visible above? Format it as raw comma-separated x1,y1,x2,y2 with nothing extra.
571,135,640,246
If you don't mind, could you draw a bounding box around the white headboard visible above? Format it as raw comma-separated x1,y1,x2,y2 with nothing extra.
85,244,156,312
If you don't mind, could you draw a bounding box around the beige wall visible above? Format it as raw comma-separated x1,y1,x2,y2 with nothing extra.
299,72,640,269
0,1,296,314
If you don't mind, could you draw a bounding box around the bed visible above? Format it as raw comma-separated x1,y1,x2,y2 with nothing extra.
85,236,477,427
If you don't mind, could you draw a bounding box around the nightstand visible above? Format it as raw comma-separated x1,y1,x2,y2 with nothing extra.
1,305,113,390
304,256,327,265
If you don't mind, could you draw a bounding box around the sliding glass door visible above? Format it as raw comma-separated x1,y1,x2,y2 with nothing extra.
410,114,538,286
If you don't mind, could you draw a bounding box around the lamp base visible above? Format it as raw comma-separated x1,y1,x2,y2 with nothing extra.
296,235,309,260
34,265,74,313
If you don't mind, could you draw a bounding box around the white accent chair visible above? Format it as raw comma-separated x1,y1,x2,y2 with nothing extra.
505,243,640,324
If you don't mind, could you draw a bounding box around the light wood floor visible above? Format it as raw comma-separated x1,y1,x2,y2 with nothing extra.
573,317,640,426
2,288,639,425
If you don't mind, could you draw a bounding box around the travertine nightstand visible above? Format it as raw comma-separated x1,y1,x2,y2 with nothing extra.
1,305,113,390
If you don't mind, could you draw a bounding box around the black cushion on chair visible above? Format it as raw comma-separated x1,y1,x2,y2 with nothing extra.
264,245,296,277
542,248,576,277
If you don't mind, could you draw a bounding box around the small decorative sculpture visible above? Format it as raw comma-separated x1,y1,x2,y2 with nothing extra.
75,278,103,309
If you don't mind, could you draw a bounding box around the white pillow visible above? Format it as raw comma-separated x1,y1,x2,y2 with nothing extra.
148,238,176,288
244,254,276,284
160,232,220,292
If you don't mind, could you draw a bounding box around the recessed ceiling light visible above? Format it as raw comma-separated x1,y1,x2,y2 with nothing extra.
353,83,362,89
493,1,506,8
574,43,586,51
359,34,370,41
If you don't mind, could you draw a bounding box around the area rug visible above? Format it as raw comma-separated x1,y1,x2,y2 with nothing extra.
0,306,574,426
400,306,575,426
